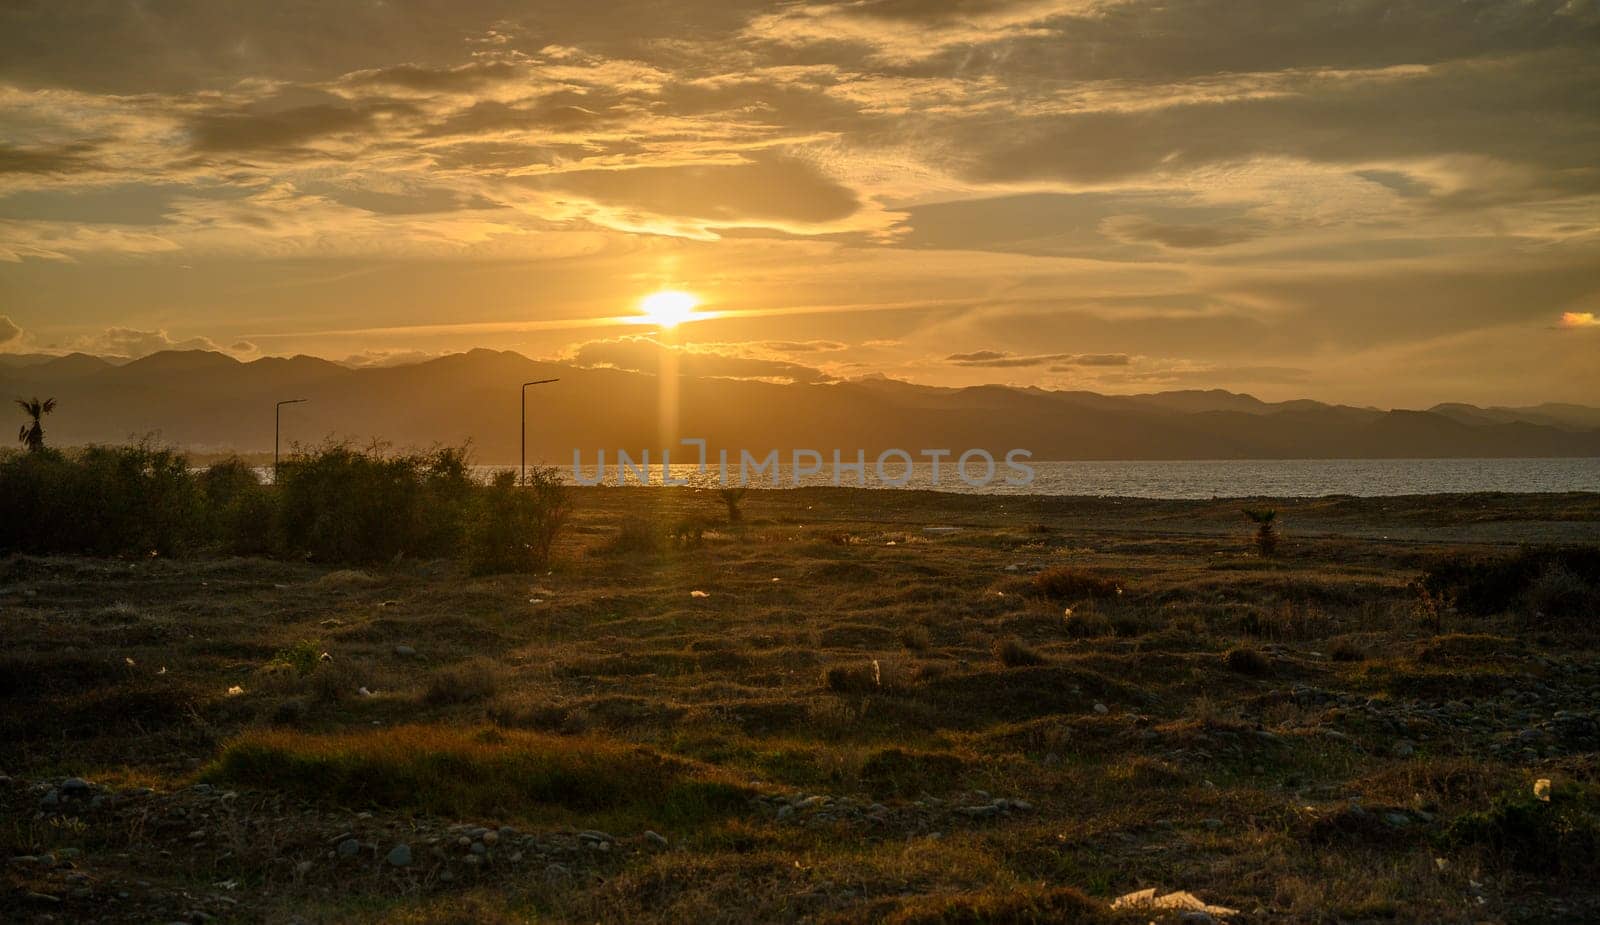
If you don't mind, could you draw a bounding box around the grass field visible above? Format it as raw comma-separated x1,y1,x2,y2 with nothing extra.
4,488,1599,923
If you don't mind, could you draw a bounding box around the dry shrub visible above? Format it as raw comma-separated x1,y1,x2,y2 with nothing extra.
1330,639,1366,662
823,662,880,694
1223,645,1272,676
424,658,501,705
602,516,662,555
309,661,363,703
899,625,932,651
822,658,918,694
1032,566,1122,602
995,637,1049,667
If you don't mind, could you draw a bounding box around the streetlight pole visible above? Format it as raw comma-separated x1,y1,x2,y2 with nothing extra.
274,399,307,484
521,379,559,486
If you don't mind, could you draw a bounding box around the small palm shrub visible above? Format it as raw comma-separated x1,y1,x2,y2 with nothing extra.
1242,507,1279,557
718,487,748,523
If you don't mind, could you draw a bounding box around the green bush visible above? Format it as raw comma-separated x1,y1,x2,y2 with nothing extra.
0,440,571,570
1420,546,1600,619
0,440,202,556
1446,781,1600,878
198,456,275,555
274,442,474,564
465,467,569,575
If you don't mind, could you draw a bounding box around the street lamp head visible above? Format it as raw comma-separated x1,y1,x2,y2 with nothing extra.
523,378,559,388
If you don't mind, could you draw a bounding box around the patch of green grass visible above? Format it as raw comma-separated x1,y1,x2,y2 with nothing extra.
205,725,752,827
824,885,1108,924
860,747,969,796
1445,780,1600,878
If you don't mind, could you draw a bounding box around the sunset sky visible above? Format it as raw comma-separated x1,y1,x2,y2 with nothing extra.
1,1,1597,407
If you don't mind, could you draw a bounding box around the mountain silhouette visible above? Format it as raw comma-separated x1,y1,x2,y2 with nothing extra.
3,349,1598,462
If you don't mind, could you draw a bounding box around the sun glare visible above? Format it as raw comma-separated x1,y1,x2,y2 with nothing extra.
638,290,700,327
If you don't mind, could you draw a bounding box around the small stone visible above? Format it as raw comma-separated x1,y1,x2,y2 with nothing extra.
1093,703,1109,715
1392,741,1415,758
1201,818,1224,830
336,838,360,859
1384,812,1411,828
393,645,416,658
482,830,499,846
296,860,314,875
60,778,91,795
644,831,668,849
544,863,573,885
386,844,412,867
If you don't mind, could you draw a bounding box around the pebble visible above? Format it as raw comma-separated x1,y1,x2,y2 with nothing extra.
386,844,412,867
644,831,669,849
336,838,360,858
393,645,416,657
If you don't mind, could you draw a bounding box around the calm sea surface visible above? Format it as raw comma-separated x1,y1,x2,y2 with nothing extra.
515,457,1600,499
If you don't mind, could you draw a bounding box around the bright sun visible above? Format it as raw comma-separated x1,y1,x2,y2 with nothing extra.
638,290,700,327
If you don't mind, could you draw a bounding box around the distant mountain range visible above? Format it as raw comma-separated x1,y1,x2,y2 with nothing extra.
3,349,1599,462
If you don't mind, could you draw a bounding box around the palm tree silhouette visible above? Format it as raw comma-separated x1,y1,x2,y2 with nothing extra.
15,396,55,452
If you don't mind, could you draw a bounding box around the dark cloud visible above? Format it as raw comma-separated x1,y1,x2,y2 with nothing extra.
902,0,1600,80
1102,216,1264,249
73,327,229,359
347,61,522,92
756,340,849,352
0,142,98,175
421,97,615,137
536,154,860,226
962,50,1600,187
188,102,405,153
949,350,1131,368
572,336,834,383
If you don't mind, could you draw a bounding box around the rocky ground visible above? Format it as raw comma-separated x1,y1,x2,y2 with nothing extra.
3,489,1599,923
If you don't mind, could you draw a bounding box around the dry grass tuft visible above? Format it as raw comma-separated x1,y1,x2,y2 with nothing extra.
423,657,502,705
995,636,1049,667
206,725,751,824
1223,645,1272,676
899,624,932,651
1032,566,1123,602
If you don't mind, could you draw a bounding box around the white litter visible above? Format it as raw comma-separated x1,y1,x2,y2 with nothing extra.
690,590,710,598
1111,888,1237,917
